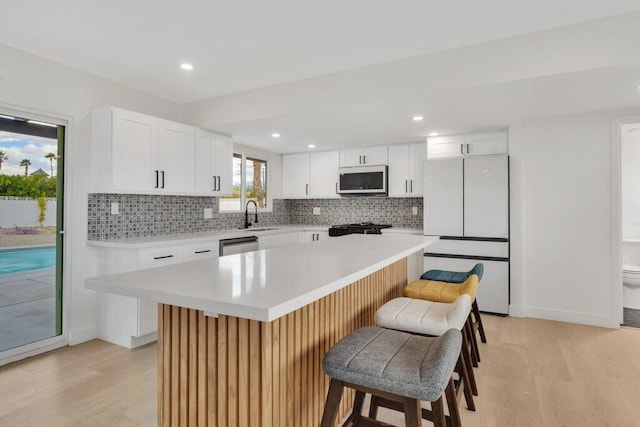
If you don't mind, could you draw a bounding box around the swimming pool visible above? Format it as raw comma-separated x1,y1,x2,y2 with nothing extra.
0,246,56,275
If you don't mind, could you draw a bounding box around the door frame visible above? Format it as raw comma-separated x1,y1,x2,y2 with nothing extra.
611,113,640,326
0,103,72,366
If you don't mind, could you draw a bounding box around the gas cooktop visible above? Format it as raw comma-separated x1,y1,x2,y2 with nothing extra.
328,222,392,236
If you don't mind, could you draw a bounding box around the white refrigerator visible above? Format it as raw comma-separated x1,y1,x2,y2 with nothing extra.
423,155,510,314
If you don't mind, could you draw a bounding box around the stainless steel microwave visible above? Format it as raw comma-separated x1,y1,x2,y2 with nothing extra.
337,165,388,194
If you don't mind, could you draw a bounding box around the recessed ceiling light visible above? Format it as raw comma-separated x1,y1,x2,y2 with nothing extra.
27,119,57,128
180,63,194,71
308,144,316,148
271,133,280,138
413,115,424,121
429,132,439,137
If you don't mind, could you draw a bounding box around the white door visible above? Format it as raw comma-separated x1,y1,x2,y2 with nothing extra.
409,143,426,195
158,120,195,193
388,145,410,196
309,151,340,197
423,256,509,314
195,130,215,194
465,132,507,156
423,159,464,236
362,146,388,165
215,135,234,195
426,135,465,159
463,156,509,238
282,153,310,197
340,148,364,167
112,109,157,191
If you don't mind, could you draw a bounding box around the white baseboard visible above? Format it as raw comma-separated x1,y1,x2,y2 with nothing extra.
68,324,98,345
518,305,618,329
508,305,526,317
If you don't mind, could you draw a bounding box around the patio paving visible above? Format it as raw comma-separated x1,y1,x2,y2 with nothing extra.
0,268,57,353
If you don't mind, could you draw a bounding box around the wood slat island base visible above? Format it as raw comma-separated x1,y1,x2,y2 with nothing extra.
157,258,407,426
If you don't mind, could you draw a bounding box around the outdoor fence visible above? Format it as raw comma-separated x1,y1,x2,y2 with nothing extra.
0,197,57,228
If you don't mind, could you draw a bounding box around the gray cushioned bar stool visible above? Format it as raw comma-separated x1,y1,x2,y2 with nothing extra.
374,295,478,414
321,326,462,427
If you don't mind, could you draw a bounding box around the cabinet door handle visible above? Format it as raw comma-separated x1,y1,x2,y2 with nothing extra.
212,176,216,192
161,171,165,189
405,180,408,193
155,170,159,189
195,250,211,254
460,144,464,155
316,233,319,240
335,182,338,194
359,155,362,164
217,176,221,191
410,180,413,193
306,183,309,195
363,155,366,164
466,143,470,154
153,255,174,260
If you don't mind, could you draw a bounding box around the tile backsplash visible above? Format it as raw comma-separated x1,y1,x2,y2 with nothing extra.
87,194,423,240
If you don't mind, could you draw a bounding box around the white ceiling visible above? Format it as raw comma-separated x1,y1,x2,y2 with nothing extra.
2,0,640,104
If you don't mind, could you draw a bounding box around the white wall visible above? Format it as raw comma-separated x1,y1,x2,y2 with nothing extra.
621,129,640,239
0,198,57,228
0,43,183,345
507,108,640,328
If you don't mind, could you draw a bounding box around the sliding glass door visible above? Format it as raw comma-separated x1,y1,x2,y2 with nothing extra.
0,112,64,355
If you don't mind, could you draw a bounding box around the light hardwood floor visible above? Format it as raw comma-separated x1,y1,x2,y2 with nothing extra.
1,315,639,426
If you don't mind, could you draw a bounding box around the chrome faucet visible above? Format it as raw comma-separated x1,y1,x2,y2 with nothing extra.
244,200,258,228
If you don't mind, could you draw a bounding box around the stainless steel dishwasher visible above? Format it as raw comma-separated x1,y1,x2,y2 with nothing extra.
219,236,259,256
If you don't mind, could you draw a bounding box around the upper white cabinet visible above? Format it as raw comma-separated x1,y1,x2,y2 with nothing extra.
388,142,426,197
92,107,233,195
195,130,233,195
157,120,196,193
340,146,388,167
424,155,509,238
282,151,340,198
427,131,507,159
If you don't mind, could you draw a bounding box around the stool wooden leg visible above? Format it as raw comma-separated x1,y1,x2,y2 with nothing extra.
466,317,480,367
403,397,422,427
368,395,380,419
472,299,487,343
467,315,481,363
461,330,478,396
431,396,446,427
321,378,344,427
458,352,476,410
445,377,462,427
343,391,365,425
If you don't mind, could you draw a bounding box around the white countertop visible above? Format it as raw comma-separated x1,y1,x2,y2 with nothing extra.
86,225,328,248
86,226,423,248
85,234,436,322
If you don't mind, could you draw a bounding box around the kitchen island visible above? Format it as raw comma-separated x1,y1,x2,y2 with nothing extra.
86,234,436,426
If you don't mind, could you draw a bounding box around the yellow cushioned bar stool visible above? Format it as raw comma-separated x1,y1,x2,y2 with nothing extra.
404,274,482,366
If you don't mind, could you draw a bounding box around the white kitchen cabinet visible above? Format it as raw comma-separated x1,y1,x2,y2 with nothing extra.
258,232,301,250
339,146,388,167
424,156,508,238
282,153,311,197
388,142,426,197
195,130,234,195
183,241,219,262
282,151,340,198
303,230,329,242
92,107,197,194
426,131,507,159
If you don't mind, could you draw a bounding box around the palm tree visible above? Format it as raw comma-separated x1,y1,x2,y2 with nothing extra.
0,151,7,172
20,159,31,176
45,153,56,177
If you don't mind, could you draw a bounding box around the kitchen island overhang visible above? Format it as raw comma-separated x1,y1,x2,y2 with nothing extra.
86,234,437,322
86,234,437,426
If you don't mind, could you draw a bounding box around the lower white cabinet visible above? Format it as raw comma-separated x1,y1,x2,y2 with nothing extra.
303,230,329,242
258,232,301,250
96,241,216,348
